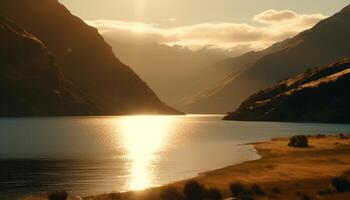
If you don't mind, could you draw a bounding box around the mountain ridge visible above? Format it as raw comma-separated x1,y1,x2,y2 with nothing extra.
224,58,350,123
0,16,98,116
0,0,179,115
181,4,350,114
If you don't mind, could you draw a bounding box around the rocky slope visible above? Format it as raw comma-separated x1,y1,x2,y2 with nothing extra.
0,0,179,115
224,58,350,123
182,4,350,114
0,17,97,116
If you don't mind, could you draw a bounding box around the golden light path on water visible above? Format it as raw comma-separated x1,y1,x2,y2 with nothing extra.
118,115,174,190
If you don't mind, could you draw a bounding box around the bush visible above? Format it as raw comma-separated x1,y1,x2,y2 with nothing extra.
338,134,349,139
241,195,254,200
288,135,309,148
204,188,222,200
318,188,335,196
316,134,326,138
251,184,265,196
48,190,68,200
183,181,205,200
331,177,350,192
299,194,311,200
230,182,246,197
161,188,184,200
271,188,280,194
229,182,253,200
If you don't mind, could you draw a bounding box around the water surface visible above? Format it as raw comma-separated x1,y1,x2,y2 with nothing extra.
1,115,350,199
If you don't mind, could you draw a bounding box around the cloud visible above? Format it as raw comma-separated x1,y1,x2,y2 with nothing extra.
253,9,298,23
253,9,326,29
87,9,327,55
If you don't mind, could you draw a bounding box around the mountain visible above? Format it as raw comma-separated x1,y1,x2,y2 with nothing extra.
0,0,179,115
181,4,350,114
0,17,97,116
178,39,292,112
213,38,293,74
103,35,229,107
224,58,350,123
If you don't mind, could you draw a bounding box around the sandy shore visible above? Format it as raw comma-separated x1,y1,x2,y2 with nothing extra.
188,135,350,199
84,134,350,200
23,134,350,200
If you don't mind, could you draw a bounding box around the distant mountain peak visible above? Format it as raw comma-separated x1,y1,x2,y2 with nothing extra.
182,4,350,114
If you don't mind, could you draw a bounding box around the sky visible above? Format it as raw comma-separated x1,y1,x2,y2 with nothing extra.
59,0,350,54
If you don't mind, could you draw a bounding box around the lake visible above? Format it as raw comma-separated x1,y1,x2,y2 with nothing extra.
1,115,350,199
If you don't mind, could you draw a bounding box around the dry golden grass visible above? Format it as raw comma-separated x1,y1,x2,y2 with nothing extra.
87,134,350,200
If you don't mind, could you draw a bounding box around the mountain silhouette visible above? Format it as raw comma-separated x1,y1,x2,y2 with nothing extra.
0,0,179,115
0,17,97,116
181,4,350,114
224,58,350,123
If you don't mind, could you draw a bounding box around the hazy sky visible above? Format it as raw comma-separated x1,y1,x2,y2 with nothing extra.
58,0,349,53
59,0,348,27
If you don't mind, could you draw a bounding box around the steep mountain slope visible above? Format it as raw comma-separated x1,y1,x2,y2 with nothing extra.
213,38,293,74
224,58,350,123
0,0,178,115
182,4,350,114
0,17,97,116
178,39,292,111
104,35,228,106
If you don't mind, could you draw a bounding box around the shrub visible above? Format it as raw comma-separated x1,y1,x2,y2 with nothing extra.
331,177,350,192
48,190,68,200
241,195,254,200
229,182,253,200
230,182,246,197
288,135,309,148
251,184,265,196
318,188,335,196
204,188,222,200
299,194,311,200
316,134,326,138
338,134,349,139
161,188,184,200
183,180,205,200
271,188,280,194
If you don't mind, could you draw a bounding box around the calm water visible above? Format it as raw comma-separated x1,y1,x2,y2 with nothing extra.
1,115,350,199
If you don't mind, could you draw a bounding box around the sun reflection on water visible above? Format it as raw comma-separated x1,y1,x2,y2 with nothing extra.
118,116,173,190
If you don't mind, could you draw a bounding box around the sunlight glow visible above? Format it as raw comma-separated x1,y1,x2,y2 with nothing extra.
135,0,145,21
118,116,172,190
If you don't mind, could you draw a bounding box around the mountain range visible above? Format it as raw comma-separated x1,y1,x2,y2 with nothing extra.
181,4,350,114
103,35,230,107
0,0,179,115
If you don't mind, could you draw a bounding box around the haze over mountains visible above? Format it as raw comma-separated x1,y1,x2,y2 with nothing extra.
224,58,350,123
0,0,179,115
1,0,349,117
181,4,350,114
87,9,326,111
102,34,231,106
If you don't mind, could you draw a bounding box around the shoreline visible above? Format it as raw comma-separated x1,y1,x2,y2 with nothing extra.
85,134,350,200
